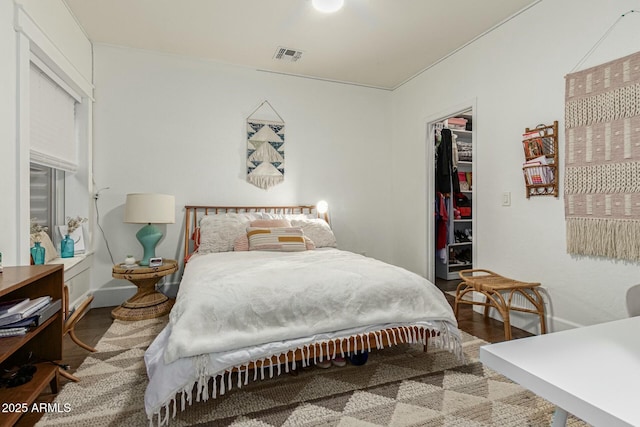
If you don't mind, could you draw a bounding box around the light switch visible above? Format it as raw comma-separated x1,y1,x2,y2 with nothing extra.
502,192,511,206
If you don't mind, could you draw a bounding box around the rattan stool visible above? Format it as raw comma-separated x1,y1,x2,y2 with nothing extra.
455,269,546,340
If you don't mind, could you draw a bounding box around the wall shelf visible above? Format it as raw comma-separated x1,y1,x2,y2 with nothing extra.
522,121,559,198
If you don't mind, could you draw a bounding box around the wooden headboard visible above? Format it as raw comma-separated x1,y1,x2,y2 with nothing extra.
183,205,326,261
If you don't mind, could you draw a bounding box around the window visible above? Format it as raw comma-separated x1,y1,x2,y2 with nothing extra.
30,164,65,237
29,58,80,173
28,57,79,241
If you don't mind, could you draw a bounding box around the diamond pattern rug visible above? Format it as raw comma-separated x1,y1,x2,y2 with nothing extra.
36,317,590,426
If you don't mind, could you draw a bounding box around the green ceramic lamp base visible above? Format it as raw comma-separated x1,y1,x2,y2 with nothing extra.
136,223,163,266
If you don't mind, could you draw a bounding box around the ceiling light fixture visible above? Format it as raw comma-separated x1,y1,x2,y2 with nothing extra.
312,0,344,13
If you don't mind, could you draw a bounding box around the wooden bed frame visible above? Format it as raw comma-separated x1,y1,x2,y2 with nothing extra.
181,205,434,373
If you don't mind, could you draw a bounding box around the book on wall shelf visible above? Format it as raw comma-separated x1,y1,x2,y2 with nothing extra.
523,128,558,157
523,155,554,185
523,136,544,159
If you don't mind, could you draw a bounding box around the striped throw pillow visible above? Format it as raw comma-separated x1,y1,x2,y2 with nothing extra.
247,227,307,252
234,234,315,251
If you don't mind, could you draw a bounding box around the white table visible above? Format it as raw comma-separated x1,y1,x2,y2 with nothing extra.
480,316,640,427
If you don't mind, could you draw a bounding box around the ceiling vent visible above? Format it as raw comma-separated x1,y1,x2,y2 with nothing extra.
273,47,303,62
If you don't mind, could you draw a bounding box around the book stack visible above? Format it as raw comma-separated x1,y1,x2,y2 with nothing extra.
523,155,554,185
0,296,60,337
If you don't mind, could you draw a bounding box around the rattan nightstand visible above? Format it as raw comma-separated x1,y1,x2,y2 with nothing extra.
111,259,177,321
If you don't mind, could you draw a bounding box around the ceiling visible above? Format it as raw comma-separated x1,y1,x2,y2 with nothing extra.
64,0,539,90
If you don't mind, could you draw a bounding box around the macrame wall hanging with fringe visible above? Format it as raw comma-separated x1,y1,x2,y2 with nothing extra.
564,13,640,261
246,101,285,190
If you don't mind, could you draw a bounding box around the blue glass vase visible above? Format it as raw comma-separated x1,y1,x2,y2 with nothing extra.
31,241,45,265
61,234,74,258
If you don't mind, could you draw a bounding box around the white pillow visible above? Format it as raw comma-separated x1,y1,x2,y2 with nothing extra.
290,219,337,248
198,213,261,253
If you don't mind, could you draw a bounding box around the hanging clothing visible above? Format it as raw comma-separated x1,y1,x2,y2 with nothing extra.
436,192,448,250
436,128,460,194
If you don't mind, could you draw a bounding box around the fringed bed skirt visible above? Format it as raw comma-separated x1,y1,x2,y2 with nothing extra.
150,323,461,426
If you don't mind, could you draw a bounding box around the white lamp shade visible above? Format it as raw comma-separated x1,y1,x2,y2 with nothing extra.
124,193,175,224
317,200,329,214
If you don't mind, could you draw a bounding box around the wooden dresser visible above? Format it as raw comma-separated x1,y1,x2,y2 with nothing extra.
0,265,63,427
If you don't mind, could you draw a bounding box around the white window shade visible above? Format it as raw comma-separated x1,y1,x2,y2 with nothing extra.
30,63,78,172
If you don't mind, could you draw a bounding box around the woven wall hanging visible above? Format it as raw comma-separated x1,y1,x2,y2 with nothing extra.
564,49,640,261
246,101,285,190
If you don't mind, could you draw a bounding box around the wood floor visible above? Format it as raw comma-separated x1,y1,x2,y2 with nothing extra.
435,278,533,342
17,281,532,426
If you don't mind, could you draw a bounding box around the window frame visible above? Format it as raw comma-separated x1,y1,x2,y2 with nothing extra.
29,164,65,240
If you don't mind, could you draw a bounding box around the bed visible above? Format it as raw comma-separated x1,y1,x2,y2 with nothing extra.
144,205,462,426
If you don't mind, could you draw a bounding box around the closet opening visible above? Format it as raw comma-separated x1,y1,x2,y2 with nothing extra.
425,105,475,288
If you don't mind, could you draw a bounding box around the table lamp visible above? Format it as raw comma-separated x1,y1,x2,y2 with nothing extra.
317,200,329,223
124,193,175,266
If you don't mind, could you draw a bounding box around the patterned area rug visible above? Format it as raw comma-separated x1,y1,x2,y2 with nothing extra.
36,317,590,427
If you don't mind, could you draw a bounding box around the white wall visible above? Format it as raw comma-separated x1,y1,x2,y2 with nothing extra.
19,0,93,82
390,0,640,331
91,45,392,305
0,1,17,265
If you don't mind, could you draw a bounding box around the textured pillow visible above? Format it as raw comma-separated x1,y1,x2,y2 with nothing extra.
233,234,250,251
249,219,292,228
247,227,307,252
261,213,317,221
235,234,315,251
198,213,260,253
290,219,337,248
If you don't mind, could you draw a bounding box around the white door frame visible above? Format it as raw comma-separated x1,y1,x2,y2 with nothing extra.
424,99,477,284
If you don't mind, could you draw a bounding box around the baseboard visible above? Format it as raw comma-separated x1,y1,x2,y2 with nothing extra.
486,308,583,334
91,281,180,308
69,290,92,312
460,288,584,334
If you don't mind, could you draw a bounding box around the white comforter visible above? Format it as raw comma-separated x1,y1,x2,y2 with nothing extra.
146,249,460,423
164,249,457,364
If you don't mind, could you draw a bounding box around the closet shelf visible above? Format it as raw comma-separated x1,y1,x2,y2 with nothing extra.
449,262,472,268
449,242,472,247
